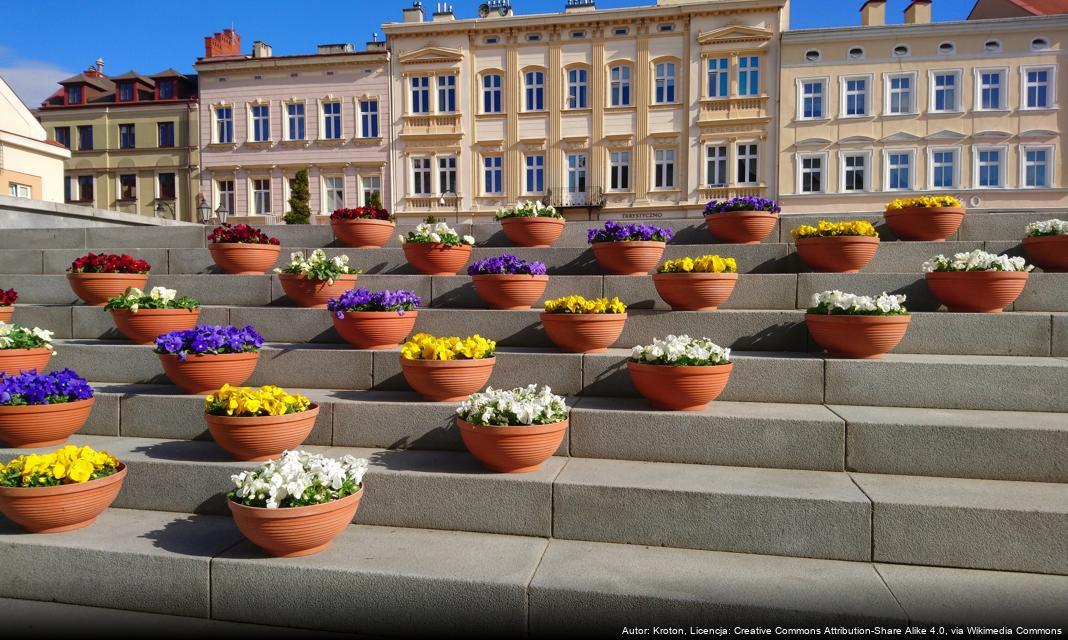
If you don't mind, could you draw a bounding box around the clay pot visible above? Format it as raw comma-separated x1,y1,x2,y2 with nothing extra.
208,243,281,275
925,271,1029,313
795,236,880,273
541,313,626,353
0,464,126,533
331,219,395,248
67,273,149,306
400,357,496,402
158,351,260,395
0,306,12,323
206,405,319,461
628,361,733,411
0,347,52,376
500,217,566,248
704,211,777,244
1023,235,1068,272
591,241,665,275
332,310,418,350
229,488,362,557
806,314,911,359
472,274,549,310
403,243,472,276
652,273,738,311
109,308,200,345
0,397,95,448
279,274,358,308
458,418,568,473
884,207,964,241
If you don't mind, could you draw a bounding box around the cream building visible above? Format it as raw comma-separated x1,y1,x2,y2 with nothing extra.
0,75,70,202
383,0,789,221
778,0,1066,213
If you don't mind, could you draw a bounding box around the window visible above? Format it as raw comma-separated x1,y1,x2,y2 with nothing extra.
930,149,957,189
251,104,270,141
1023,146,1051,188
282,103,304,141
412,158,432,196
931,72,959,112
525,154,545,194
77,125,93,151
707,57,729,98
892,45,909,57
654,149,675,189
118,174,137,201
119,123,136,149
1023,68,1053,109
567,68,588,109
613,27,628,36
841,153,868,192
64,176,74,202
437,75,457,113
938,42,955,55
843,77,868,116
361,176,381,205
54,127,70,148
571,31,587,39
886,74,914,114
799,155,823,193
9,183,31,199
738,56,759,96
886,151,913,191
484,36,499,45
706,145,727,187
525,71,545,111
609,151,630,191
118,82,134,102
848,47,864,60
411,76,431,114
483,74,503,113
217,180,235,214
526,34,542,42
359,100,379,137
609,65,631,107
66,85,82,105
976,148,1003,188
216,107,233,143
800,80,825,119
324,176,344,211
1032,38,1049,51
567,154,588,198
78,175,94,202
658,23,674,32
253,178,271,214
654,61,676,103
438,156,457,194
804,50,820,62
157,122,175,148
483,156,503,194
977,70,1005,110
158,173,176,200
737,144,758,185
158,80,175,99
320,102,341,139
984,40,1001,53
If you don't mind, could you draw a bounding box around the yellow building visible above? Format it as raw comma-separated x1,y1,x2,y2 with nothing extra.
35,61,201,221
383,0,789,221
0,75,70,202
778,0,1066,213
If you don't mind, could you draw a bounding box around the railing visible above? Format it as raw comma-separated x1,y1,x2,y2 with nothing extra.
698,184,767,201
699,95,769,121
404,194,462,211
543,187,606,209
400,114,463,138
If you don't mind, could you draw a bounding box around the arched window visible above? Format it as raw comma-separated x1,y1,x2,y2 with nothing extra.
566,66,589,109
523,68,546,111
1032,37,1049,51
848,47,864,60
653,59,678,103
804,49,821,62
608,63,632,107
481,72,503,114
938,42,955,55
892,44,910,57
984,40,1002,53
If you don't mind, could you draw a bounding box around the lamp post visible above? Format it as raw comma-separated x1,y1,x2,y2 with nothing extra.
197,198,212,224
154,200,175,219
438,191,459,215
216,203,229,225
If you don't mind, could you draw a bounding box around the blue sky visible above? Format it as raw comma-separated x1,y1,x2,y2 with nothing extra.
0,0,975,106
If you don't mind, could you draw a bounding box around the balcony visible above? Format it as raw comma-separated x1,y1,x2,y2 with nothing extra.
404,194,462,212
698,95,770,125
543,187,605,210
698,184,768,202
400,114,463,140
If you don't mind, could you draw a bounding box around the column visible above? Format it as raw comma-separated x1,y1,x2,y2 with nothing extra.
505,41,521,204
548,31,563,200
635,29,651,200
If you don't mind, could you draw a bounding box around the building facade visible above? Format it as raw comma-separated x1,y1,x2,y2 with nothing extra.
35,61,200,220
383,0,789,221
194,30,391,223
1,76,70,202
777,0,1066,212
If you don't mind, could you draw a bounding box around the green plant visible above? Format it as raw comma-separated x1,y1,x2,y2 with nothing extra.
284,169,311,225
367,190,383,210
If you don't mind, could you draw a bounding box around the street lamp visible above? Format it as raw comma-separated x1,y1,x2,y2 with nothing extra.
438,191,459,214
216,202,229,225
154,200,175,219
196,198,212,224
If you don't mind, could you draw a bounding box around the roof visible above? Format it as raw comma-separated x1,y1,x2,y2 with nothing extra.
1006,0,1068,14
58,72,114,91
150,68,187,79
110,71,155,85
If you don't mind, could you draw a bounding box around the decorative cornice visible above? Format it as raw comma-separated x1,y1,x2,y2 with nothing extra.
397,46,465,65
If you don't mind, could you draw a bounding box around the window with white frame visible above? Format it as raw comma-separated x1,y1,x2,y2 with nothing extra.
609,151,630,191
438,156,458,194
977,69,1005,110
654,61,676,104
799,155,823,193
286,103,305,140
483,73,502,113
9,183,31,198
842,77,868,117
251,104,270,141
706,145,728,187
931,71,960,112
707,57,729,98
525,70,545,111
215,107,233,143
930,149,958,189
975,147,1004,188
322,102,342,139
653,149,675,189
362,175,381,205
609,65,631,107
567,68,589,109
253,178,271,214
217,179,235,214
1023,67,1054,109
483,156,503,194
737,143,758,185
324,176,344,211
886,73,914,115
886,151,913,190
525,154,545,194
412,158,432,196
841,153,868,192
359,99,379,138
410,76,431,114
437,75,457,113
1022,146,1051,188
800,79,825,119
738,56,759,96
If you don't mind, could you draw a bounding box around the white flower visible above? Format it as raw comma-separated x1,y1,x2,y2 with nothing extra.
631,335,730,366
1025,219,1068,237
229,450,368,509
457,385,568,426
462,235,476,245
428,232,442,243
810,290,907,315
924,249,1033,273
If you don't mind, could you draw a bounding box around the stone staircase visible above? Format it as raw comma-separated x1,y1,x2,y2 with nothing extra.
1,212,1067,634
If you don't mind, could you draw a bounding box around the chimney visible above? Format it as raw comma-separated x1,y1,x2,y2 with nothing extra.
367,33,387,51
252,41,273,58
432,3,456,21
403,1,425,22
565,0,596,13
904,0,932,24
95,57,105,73
204,28,242,58
860,0,886,27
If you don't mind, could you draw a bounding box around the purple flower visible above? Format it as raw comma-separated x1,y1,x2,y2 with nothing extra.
704,196,781,215
587,220,673,244
327,289,422,318
154,325,264,361
0,369,93,406
467,254,547,276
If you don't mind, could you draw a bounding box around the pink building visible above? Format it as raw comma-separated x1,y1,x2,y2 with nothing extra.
195,30,391,221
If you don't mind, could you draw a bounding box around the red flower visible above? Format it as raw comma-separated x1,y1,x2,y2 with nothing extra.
208,223,280,245
330,206,394,222
0,288,16,306
67,252,151,274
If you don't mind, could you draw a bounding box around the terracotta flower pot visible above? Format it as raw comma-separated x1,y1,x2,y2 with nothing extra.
0,464,126,534
500,217,566,248
67,273,149,306
795,236,880,273
0,306,12,323
0,397,95,448
704,211,777,244
0,347,52,376
591,241,666,275
331,219,395,248
806,314,911,359
652,273,738,311
1023,235,1068,272
540,313,626,353
110,308,201,345
208,243,282,275
472,274,549,310
229,488,362,557
925,271,1029,313
206,405,320,461
332,310,418,350
403,243,472,276
458,418,568,473
158,351,260,395
628,361,733,411
279,273,358,308
884,207,964,241
400,357,496,402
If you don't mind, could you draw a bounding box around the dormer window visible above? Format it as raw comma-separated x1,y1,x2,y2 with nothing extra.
848,47,864,60
1031,37,1049,51
526,33,542,42
158,80,175,100
484,36,499,45
984,40,1001,53
66,85,83,105
938,42,955,55
804,50,821,62
892,45,909,57
118,82,134,102
658,24,674,33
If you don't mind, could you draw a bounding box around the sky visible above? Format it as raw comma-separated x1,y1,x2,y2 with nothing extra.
0,0,975,107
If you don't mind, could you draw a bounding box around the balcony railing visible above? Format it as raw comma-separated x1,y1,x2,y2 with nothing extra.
543,187,605,209
699,95,769,122
698,184,767,201
400,114,463,138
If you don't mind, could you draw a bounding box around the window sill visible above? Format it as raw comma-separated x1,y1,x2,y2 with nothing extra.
606,190,635,196
207,142,238,150
798,117,830,123
518,111,548,117
351,137,383,146
929,110,964,116
882,112,919,118
245,140,274,148
650,102,682,110
316,138,347,146
650,188,680,194
605,105,636,112
974,108,1010,113
839,114,874,120
563,107,592,114
475,113,506,119
1020,106,1058,112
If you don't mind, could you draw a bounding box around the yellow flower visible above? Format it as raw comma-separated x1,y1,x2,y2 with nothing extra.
544,295,628,313
205,384,312,417
68,459,95,483
884,195,962,211
1,445,119,488
657,255,738,274
400,333,496,360
790,220,878,239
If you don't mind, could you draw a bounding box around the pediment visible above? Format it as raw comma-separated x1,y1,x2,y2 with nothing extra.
1019,129,1057,140
796,137,832,147
973,130,1012,139
840,136,876,144
697,25,773,46
926,130,966,141
397,46,464,65
880,132,922,143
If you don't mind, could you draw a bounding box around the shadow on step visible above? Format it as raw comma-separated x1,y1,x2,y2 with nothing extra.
140,514,237,556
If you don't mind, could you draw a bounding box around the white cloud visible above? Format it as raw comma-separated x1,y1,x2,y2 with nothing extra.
0,47,74,107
